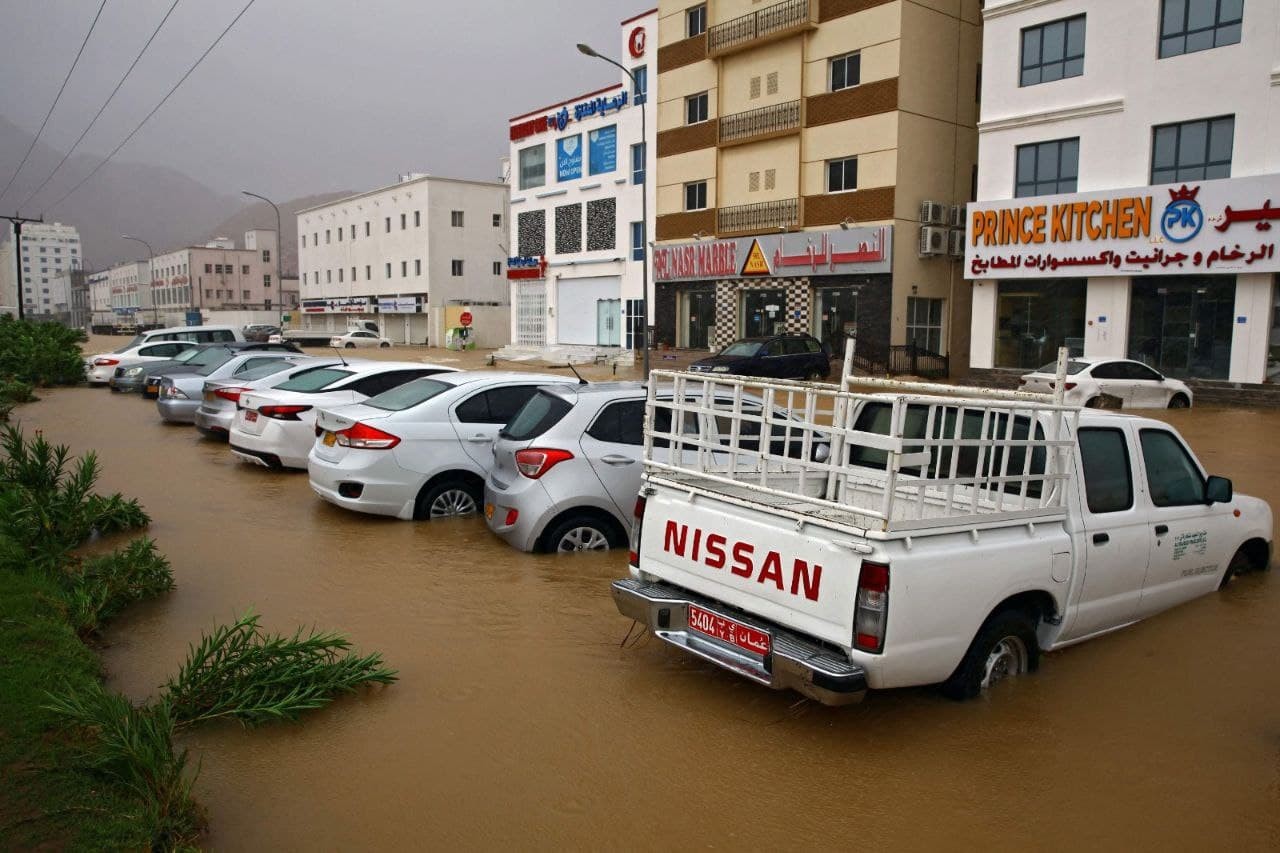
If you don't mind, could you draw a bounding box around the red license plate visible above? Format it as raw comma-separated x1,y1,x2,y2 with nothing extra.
245,410,258,422
687,605,770,656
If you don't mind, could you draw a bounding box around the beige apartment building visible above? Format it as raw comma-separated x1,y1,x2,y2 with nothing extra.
653,0,979,372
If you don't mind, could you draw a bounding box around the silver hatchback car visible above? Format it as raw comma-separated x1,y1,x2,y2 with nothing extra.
484,382,824,553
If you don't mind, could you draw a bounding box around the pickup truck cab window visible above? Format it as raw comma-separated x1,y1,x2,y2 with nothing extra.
1140,428,1205,506
1077,427,1133,513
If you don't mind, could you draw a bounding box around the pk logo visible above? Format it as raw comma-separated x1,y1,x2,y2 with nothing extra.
1160,185,1204,244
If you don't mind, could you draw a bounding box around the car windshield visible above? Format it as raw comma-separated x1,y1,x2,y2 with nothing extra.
273,367,354,392
173,347,205,364
363,378,451,411
501,390,574,440
239,361,299,381
115,337,145,353
720,341,762,357
1034,360,1089,375
194,352,247,376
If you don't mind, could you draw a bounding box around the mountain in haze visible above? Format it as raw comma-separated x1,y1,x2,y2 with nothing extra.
203,190,353,278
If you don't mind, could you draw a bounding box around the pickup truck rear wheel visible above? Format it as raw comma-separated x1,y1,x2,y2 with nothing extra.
940,609,1040,701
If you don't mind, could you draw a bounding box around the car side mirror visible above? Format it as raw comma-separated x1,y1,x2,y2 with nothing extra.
1205,475,1232,504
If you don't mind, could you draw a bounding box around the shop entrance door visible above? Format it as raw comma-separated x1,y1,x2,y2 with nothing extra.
684,290,716,349
1129,277,1234,379
817,287,858,353
742,288,786,338
596,299,621,346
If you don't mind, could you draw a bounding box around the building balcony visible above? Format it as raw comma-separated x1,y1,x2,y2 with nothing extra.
718,100,802,147
707,0,818,58
717,198,802,236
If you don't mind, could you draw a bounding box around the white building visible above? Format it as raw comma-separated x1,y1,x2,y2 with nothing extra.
296,174,510,346
87,270,110,326
967,0,1278,385
106,261,154,325
504,9,657,359
0,221,82,316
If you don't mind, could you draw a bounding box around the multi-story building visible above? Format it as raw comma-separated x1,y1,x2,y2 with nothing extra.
296,174,510,346
87,270,111,328
106,261,154,325
966,0,1277,386
148,230,288,321
652,0,980,369
0,221,82,316
505,9,657,357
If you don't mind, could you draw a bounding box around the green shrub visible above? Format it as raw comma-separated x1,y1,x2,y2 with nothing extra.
0,315,86,387
65,538,175,638
0,377,36,404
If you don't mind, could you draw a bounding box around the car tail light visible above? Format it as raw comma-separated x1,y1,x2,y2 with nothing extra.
93,357,119,366
1048,381,1077,391
629,495,647,567
853,561,889,653
514,448,574,479
259,404,312,421
214,387,248,403
335,421,400,449
162,384,188,399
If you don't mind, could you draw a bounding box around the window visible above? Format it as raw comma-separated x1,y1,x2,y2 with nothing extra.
686,92,708,125
631,143,646,185
451,210,464,227
243,289,251,299
414,210,421,227
415,259,421,276
1020,15,1085,86
351,267,356,282
313,232,318,245
241,264,250,275
204,264,212,274
326,229,331,244
830,52,861,91
301,235,307,248
906,297,943,353
1078,428,1133,513
303,272,308,285
827,157,858,193
493,261,502,275
750,76,761,99
1140,429,1205,506
1160,0,1242,58
400,213,407,230
632,64,647,104
385,217,391,232
519,144,546,190
365,265,371,280
493,213,502,227
385,262,392,278
1151,116,1233,184
631,221,645,261
401,261,408,277
338,268,344,282
264,275,272,288
686,4,706,37
766,71,778,95
1015,138,1079,197
451,260,464,276
365,221,370,236
338,227,344,241
588,399,646,445
350,224,356,239
456,386,543,424
685,181,708,211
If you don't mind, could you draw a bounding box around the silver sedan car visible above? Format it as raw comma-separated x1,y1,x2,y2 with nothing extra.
156,352,308,424
194,357,346,438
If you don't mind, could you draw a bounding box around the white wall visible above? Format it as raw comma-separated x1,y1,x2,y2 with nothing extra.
1082,277,1131,359
556,275,621,344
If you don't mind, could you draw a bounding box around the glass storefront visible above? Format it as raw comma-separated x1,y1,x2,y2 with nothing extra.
682,289,716,348
1128,276,1235,379
742,288,787,337
995,279,1087,369
815,286,858,353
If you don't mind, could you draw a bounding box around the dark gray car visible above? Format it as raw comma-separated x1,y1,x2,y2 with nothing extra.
126,342,302,398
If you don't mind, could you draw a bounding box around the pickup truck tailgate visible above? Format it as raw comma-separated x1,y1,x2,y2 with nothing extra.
638,488,861,647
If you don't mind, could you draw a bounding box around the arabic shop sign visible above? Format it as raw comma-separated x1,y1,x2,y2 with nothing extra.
653,227,893,282
377,296,419,314
506,255,546,280
965,174,1280,279
301,297,371,314
509,89,629,142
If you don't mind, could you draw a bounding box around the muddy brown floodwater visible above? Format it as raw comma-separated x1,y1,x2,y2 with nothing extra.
17,383,1280,850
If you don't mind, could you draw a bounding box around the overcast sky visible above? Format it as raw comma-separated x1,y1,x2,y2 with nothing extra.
0,0,642,211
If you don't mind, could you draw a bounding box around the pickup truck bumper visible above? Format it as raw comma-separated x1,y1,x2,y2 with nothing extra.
611,577,867,706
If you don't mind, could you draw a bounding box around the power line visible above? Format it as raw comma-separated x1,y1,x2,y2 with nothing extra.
18,0,184,213
43,0,259,216
0,0,110,206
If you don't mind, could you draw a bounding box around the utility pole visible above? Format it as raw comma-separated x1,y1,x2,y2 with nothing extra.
2,214,43,321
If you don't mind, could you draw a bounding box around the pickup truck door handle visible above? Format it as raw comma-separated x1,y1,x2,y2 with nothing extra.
600,454,637,466
1154,524,1169,536
1092,533,1110,545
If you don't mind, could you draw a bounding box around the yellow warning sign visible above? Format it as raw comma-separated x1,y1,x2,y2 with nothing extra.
740,238,770,276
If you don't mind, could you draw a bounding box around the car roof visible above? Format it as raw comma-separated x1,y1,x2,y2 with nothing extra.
430,370,577,387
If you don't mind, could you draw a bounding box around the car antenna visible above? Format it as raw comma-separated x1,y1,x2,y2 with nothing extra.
331,347,348,367
559,362,588,385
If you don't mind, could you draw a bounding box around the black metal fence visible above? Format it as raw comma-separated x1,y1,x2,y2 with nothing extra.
717,198,800,235
889,343,950,379
708,0,811,53
719,100,801,144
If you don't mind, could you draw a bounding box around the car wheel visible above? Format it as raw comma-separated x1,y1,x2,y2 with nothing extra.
544,515,618,553
344,342,355,349
415,479,480,520
379,341,390,348
940,608,1040,701
806,369,825,381
1168,393,1191,409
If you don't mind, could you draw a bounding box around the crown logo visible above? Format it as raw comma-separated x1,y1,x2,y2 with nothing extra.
1168,185,1200,203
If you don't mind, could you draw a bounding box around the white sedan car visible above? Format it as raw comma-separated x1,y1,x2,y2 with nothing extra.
308,372,579,520
330,330,391,349
84,339,196,385
230,361,456,469
1019,357,1193,408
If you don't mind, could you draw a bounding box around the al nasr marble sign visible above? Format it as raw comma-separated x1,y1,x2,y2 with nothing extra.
654,226,893,282
965,173,1280,279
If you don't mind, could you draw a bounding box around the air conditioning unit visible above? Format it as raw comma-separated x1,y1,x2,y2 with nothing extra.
949,204,966,228
947,229,965,258
919,226,947,257
920,200,948,225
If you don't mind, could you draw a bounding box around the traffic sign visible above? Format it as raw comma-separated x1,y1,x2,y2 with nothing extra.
459,311,473,327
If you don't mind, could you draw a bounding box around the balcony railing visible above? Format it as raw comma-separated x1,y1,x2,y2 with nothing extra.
707,0,816,56
718,100,802,146
717,198,801,235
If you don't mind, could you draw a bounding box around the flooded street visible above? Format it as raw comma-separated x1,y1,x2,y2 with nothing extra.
16,380,1280,850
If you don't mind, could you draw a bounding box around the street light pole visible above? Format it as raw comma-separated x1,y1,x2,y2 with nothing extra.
241,191,285,328
577,42,650,379
121,234,155,328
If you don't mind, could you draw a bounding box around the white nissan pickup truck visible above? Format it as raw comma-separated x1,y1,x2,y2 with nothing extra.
612,362,1272,703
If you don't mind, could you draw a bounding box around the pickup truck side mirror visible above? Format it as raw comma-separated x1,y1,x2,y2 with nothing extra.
1205,475,1233,504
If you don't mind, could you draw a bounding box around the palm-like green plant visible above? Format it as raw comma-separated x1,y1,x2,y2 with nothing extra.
65,538,175,637
163,612,398,728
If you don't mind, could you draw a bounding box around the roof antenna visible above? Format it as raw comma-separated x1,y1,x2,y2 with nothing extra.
560,362,588,385
331,346,348,367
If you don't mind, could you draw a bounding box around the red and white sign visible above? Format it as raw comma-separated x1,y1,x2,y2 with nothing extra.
459,311,473,327
687,605,770,656
653,227,892,282
628,27,646,59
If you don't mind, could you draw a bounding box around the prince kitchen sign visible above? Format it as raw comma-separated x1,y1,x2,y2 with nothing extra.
964,173,1280,279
